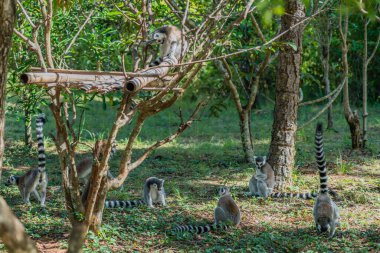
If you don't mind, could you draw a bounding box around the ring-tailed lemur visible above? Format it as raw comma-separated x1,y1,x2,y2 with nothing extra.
6,114,48,206
248,156,335,199
172,186,241,234
313,123,340,238
104,199,145,208
76,141,117,186
248,156,275,198
105,177,166,208
146,25,188,67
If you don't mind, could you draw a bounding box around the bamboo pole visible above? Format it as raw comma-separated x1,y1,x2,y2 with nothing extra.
21,72,125,84
29,67,178,77
21,78,181,93
22,56,178,93
30,67,127,76
126,56,178,92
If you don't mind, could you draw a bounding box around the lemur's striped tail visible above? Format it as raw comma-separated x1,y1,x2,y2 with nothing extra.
36,114,46,172
315,123,328,194
172,223,229,234
104,199,144,208
270,192,318,199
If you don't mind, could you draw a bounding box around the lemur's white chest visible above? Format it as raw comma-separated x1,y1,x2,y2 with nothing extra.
150,188,159,201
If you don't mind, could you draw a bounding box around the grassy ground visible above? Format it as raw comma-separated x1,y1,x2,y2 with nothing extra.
1,98,379,252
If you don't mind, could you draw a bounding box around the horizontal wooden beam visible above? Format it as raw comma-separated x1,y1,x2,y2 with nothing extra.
29,67,178,78
21,72,124,84
30,67,127,76
22,56,179,93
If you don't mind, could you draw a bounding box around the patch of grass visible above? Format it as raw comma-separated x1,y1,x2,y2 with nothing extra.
1,100,380,252
336,153,355,174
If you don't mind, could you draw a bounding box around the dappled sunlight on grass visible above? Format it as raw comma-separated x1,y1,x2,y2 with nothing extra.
1,102,380,252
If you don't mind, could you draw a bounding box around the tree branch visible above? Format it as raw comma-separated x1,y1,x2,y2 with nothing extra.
299,80,344,106
247,50,271,109
164,0,196,30
367,31,380,64
216,0,255,38
13,28,47,70
16,0,36,29
146,4,330,70
109,113,147,189
299,79,344,129
249,12,266,42
130,100,206,170
215,59,243,114
38,0,54,68
60,9,95,63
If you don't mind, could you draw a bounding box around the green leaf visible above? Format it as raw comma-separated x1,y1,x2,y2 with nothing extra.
287,42,298,51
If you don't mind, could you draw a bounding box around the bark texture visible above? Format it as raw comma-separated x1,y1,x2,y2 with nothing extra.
0,0,16,179
0,197,38,253
268,0,305,189
239,110,254,163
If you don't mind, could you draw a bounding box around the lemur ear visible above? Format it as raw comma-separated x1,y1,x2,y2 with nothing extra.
253,156,257,160
263,156,267,161
161,179,165,184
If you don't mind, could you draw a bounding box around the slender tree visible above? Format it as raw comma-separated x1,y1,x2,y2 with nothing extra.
268,0,305,188
316,11,334,129
0,0,16,179
362,18,380,148
339,2,362,149
214,13,271,163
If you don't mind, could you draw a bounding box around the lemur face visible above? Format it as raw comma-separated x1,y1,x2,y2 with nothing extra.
219,186,230,196
317,217,331,233
6,175,17,186
152,32,166,44
151,179,164,192
254,156,267,168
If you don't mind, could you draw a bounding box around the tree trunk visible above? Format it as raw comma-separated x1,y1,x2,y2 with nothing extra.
240,110,254,163
362,20,380,148
88,179,108,232
319,15,333,129
67,222,87,253
340,9,362,149
268,0,305,189
362,21,368,148
214,60,255,163
0,0,16,179
0,3,37,251
0,197,38,253
24,107,32,148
